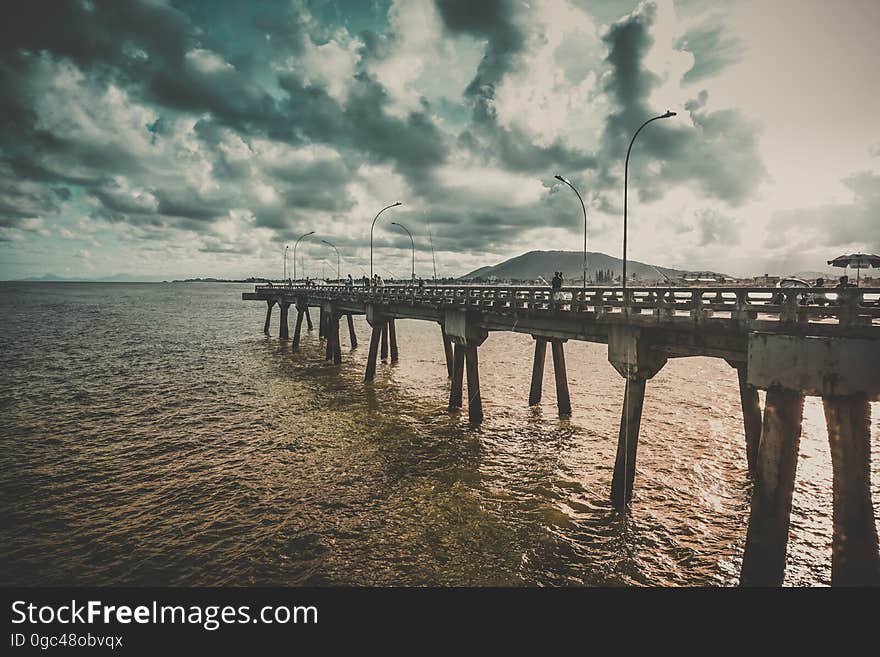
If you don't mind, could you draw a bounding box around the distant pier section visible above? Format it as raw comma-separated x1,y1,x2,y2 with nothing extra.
244,283,880,586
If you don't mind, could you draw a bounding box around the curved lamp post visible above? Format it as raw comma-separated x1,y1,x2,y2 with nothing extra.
293,230,314,283
623,110,676,291
320,239,340,281
370,202,402,280
390,221,415,282
554,175,588,292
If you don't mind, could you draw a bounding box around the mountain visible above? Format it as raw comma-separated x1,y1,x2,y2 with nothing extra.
460,250,710,282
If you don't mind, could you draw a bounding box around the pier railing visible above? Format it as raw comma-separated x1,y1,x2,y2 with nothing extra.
253,284,880,328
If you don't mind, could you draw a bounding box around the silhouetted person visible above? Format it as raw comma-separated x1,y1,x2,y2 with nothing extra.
836,275,851,288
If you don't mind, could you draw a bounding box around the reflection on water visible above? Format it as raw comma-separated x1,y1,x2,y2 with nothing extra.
0,282,877,586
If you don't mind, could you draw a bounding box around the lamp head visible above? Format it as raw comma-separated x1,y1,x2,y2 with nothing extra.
306,230,315,236
662,110,676,118
554,174,568,184
393,201,402,207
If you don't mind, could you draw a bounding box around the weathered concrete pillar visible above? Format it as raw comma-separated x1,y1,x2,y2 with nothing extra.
465,345,483,424
529,337,547,406
380,321,389,360
740,387,804,586
610,377,646,507
330,313,342,365
364,325,382,383
263,299,275,334
347,314,358,349
305,307,313,331
292,309,305,352
318,307,326,339
324,315,334,361
449,344,465,410
389,318,399,363
607,326,667,508
550,339,571,416
822,394,880,586
736,364,762,475
278,302,290,340
441,325,454,378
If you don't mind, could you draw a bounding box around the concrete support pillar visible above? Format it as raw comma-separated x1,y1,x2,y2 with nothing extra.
529,337,547,406
364,325,382,383
380,321,389,361
324,314,334,361
389,318,399,363
441,326,454,378
822,394,880,586
347,314,358,349
550,339,571,416
610,377,647,508
736,365,762,475
449,344,465,410
328,313,342,365
292,309,305,352
740,387,804,586
318,307,325,339
278,302,290,340
305,307,313,331
465,345,483,424
263,299,275,334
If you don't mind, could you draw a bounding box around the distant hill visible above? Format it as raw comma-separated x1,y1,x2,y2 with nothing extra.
460,250,715,282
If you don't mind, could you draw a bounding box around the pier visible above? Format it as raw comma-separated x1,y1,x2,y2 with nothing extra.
244,283,880,586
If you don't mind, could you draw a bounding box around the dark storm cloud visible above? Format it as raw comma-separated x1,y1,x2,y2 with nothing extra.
597,4,765,207
676,20,744,84
433,0,598,174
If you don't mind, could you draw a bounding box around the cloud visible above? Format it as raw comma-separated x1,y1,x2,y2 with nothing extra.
0,0,778,278
676,18,744,84
596,1,765,207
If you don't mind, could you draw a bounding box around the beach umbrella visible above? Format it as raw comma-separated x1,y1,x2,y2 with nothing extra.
826,253,880,286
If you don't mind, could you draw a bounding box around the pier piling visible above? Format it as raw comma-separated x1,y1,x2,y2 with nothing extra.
736,364,762,474
364,325,382,383
822,393,880,586
550,339,571,416
465,345,483,424
305,307,313,331
611,377,647,507
740,387,804,586
347,314,358,349
380,322,389,361
529,337,547,406
278,302,290,340
292,308,305,352
330,313,342,364
441,325,454,378
263,299,275,334
449,344,465,410
389,319,399,363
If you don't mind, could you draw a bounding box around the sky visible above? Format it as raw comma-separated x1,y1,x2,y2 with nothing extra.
1,0,878,280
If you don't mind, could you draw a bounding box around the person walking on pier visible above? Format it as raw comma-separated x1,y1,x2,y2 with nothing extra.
550,271,563,309
346,274,353,290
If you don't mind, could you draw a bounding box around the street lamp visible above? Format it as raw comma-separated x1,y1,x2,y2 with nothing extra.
370,202,402,280
293,230,314,283
554,175,588,291
320,239,341,281
623,110,676,291
390,221,415,282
